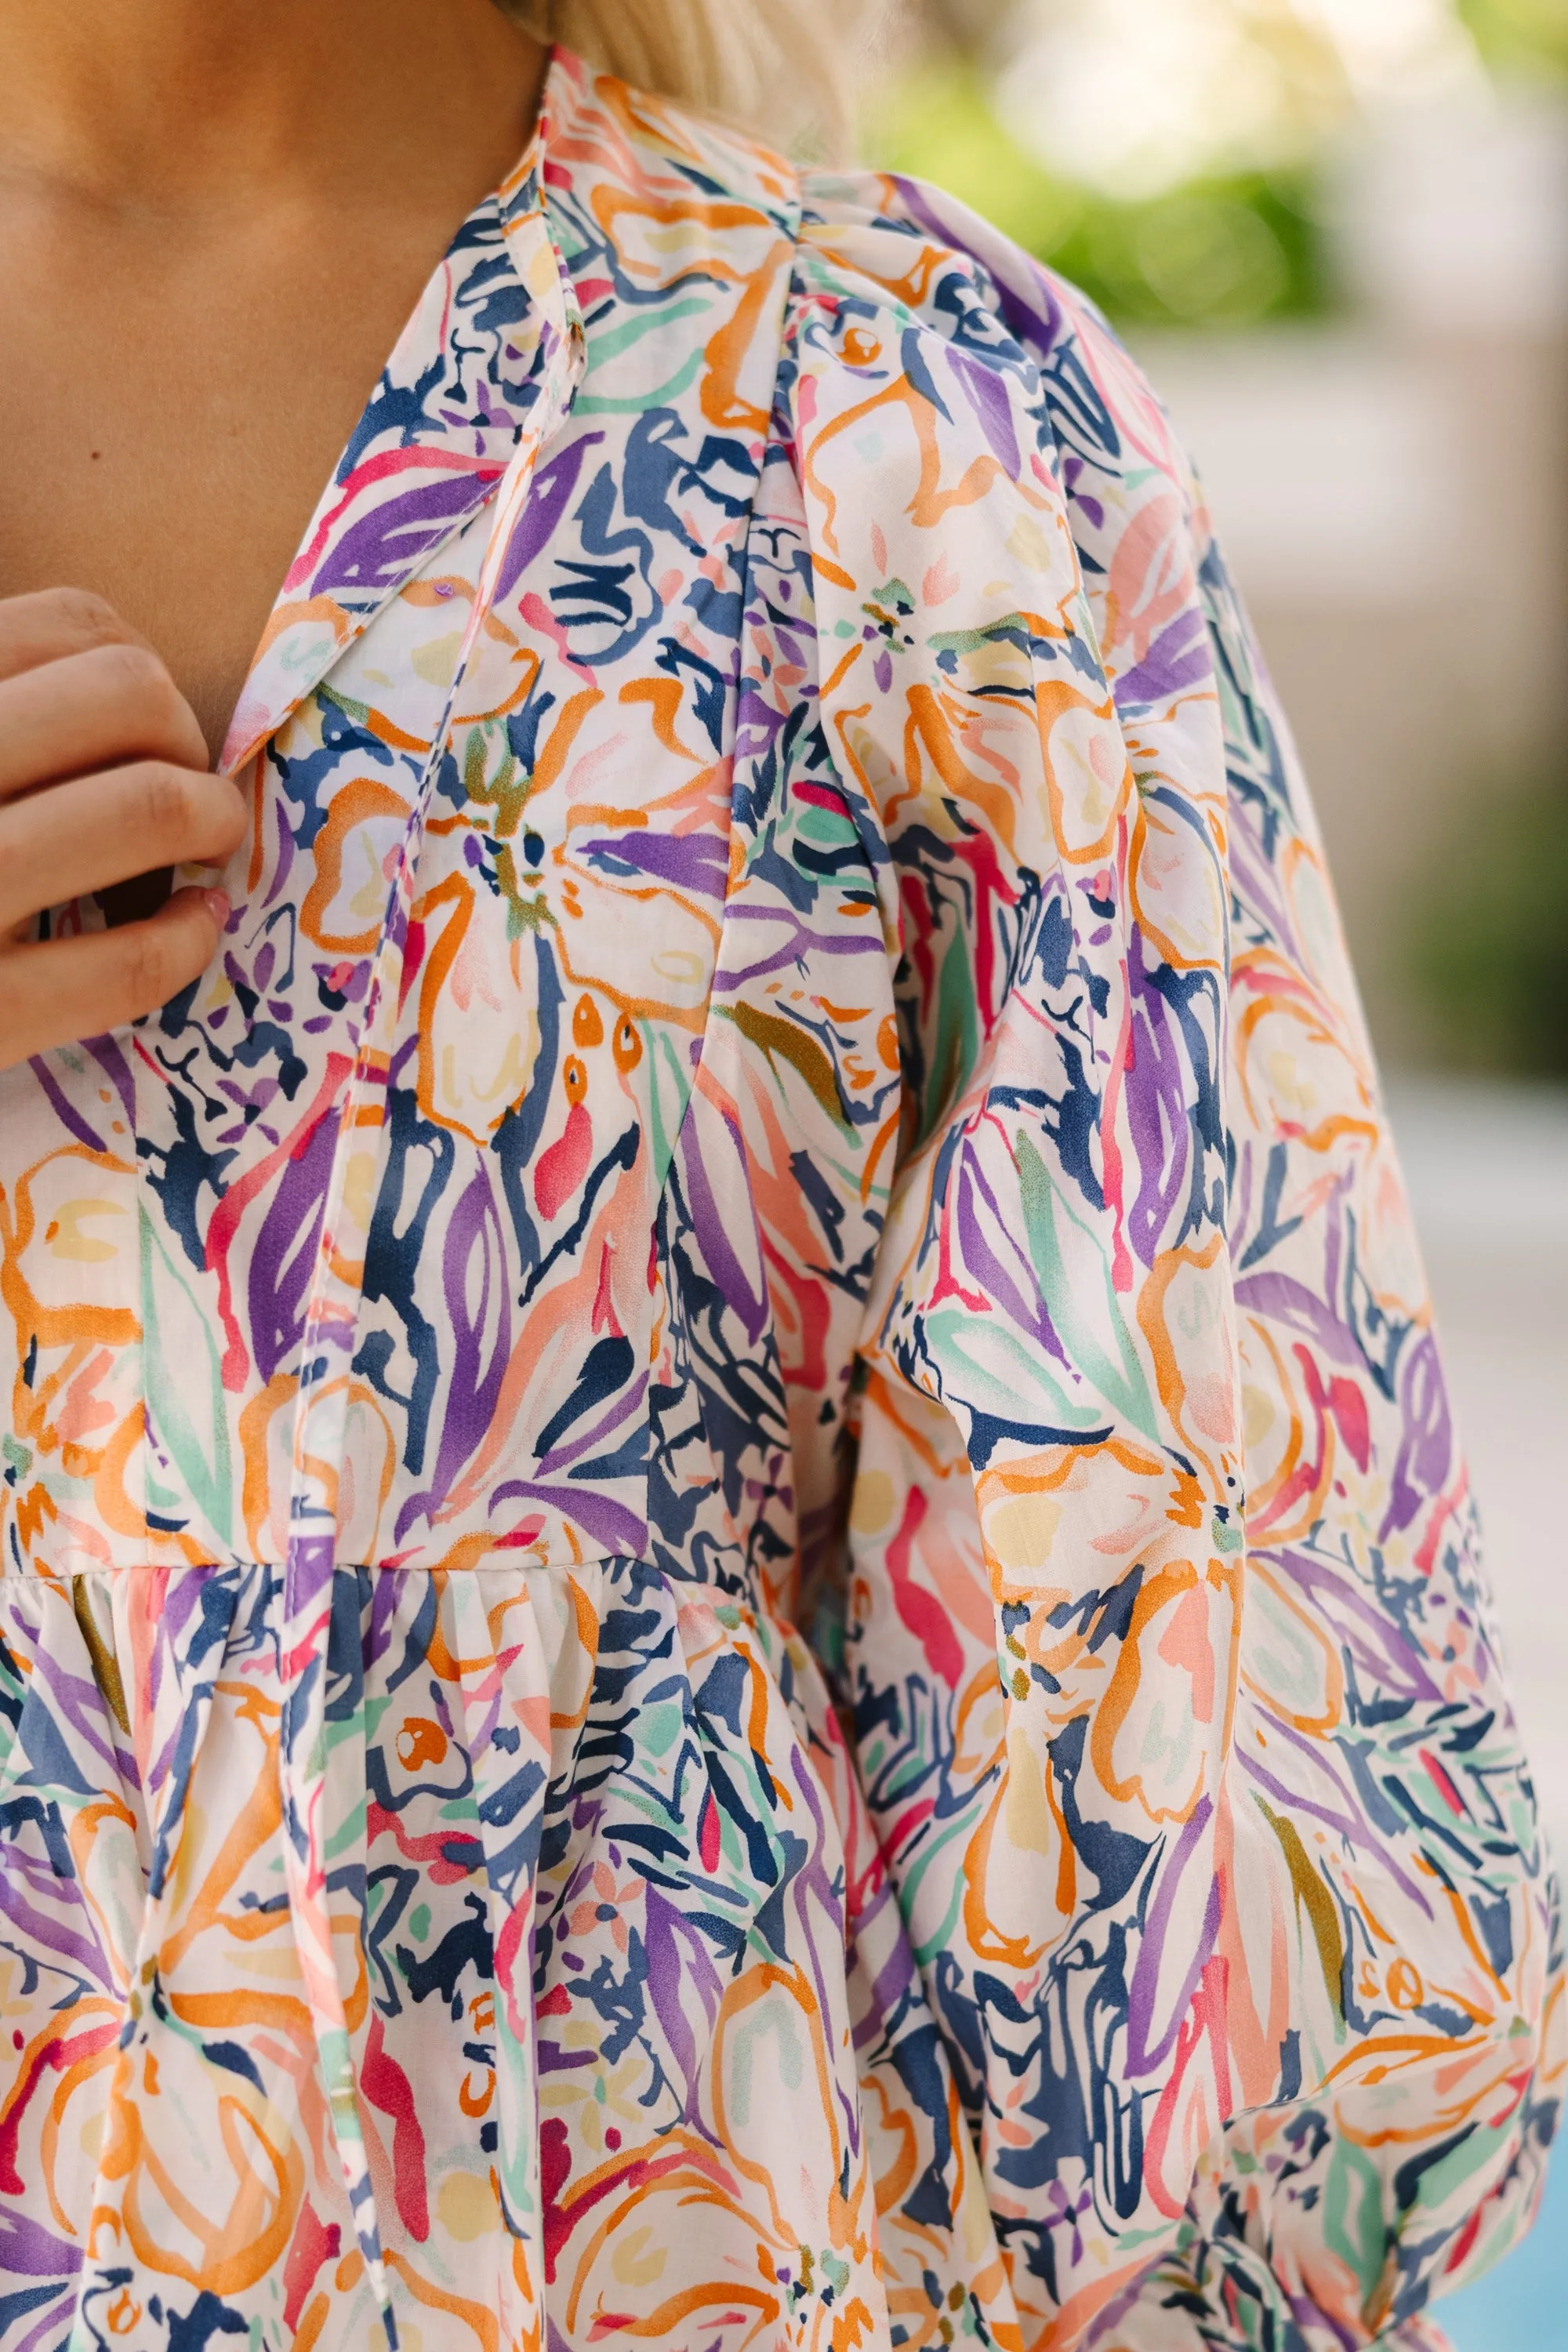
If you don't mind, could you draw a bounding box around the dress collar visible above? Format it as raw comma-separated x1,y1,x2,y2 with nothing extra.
220,44,586,777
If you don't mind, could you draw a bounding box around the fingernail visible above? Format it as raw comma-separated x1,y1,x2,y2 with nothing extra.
202,888,231,930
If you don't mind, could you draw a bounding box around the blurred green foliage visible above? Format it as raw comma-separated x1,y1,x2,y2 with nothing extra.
866,62,1330,329
1431,2,1568,1071
1410,773,1568,1076
1458,0,1568,80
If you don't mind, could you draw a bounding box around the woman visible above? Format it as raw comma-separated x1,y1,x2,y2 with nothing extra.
0,4,1559,2347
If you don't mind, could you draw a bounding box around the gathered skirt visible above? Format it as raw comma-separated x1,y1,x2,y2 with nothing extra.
2,1555,1012,2352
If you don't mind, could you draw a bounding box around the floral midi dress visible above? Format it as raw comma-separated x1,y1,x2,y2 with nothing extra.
0,46,1560,2352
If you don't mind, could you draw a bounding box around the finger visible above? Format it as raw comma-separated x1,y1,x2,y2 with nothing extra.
0,886,230,1069
0,763,247,933
0,640,209,802
0,586,155,687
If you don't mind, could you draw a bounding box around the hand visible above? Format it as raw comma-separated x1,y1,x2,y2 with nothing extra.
0,589,247,1073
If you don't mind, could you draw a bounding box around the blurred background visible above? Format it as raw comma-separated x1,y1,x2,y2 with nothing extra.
853,2,1568,2338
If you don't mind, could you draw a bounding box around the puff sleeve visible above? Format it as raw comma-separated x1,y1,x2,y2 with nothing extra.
783,169,1563,2350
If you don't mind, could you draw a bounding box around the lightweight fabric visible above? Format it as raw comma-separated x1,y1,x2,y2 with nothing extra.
0,48,1559,2352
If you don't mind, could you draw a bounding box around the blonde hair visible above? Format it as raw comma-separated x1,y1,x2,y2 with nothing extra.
501,1,855,151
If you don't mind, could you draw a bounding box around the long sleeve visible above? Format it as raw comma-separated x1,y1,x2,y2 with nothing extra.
784,168,1563,2348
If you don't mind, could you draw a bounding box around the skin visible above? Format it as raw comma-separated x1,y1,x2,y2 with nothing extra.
0,1,549,1069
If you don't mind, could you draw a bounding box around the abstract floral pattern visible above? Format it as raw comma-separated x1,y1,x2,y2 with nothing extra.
1,46,1559,2352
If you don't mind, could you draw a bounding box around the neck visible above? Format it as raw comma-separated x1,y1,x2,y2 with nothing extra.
0,0,549,216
